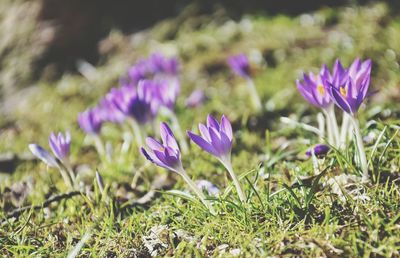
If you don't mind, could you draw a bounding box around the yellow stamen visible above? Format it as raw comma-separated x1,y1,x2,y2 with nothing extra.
317,85,325,96
340,86,347,97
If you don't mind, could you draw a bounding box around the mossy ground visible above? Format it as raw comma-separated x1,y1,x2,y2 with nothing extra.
1,2,400,257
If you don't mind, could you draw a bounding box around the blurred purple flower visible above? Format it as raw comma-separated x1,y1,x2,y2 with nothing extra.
49,131,71,161
328,58,372,114
153,79,180,110
113,80,159,124
228,54,251,78
296,65,332,108
127,59,150,85
196,179,219,196
306,144,330,157
29,144,58,167
78,108,103,135
187,114,233,161
185,89,206,108
141,122,183,173
98,88,126,123
149,52,179,76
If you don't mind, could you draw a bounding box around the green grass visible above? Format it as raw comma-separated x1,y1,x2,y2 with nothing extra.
1,2,400,257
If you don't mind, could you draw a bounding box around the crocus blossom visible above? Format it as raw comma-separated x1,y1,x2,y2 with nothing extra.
113,80,159,124
153,79,180,110
141,122,214,212
98,89,126,124
188,114,246,204
228,54,251,78
49,131,71,161
78,108,103,135
149,52,179,76
328,59,372,115
141,122,183,173
196,180,220,196
185,89,206,108
296,65,332,108
187,114,233,161
306,144,330,157
29,144,58,168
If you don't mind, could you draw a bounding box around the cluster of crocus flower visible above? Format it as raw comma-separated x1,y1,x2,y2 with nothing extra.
77,53,185,154
228,54,262,112
142,114,245,212
296,58,372,182
29,131,75,189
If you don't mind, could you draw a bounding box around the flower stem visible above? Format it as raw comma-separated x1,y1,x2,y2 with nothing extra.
322,110,333,145
129,118,143,147
180,170,215,214
327,105,340,147
340,112,351,148
280,117,321,136
350,116,369,182
93,135,105,157
246,78,262,112
221,158,246,204
58,166,74,190
62,159,76,187
316,113,325,142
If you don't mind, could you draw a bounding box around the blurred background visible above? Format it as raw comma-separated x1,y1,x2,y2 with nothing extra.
0,0,399,158
1,0,399,94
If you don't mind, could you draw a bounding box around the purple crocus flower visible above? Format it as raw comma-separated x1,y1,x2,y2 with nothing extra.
228,54,251,78
185,89,206,108
328,58,372,115
152,79,180,110
296,65,332,108
187,114,233,161
142,122,215,212
49,131,71,161
196,180,219,196
306,144,330,157
149,52,179,76
29,144,58,167
78,108,103,135
127,59,151,85
98,88,126,124
141,122,183,173
113,80,159,124
188,114,246,203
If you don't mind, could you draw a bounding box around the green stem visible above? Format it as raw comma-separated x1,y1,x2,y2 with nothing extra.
327,105,340,147
246,78,262,112
220,158,246,204
129,119,143,147
62,159,76,187
56,163,74,190
93,135,105,157
322,110,333,145
340,112,351,148
180,170,215,214
350,116,369,182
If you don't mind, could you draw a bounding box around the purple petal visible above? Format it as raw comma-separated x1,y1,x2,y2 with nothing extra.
187,131,218,156
199,123,211,142
29,144,58,167
220,115,233,141
330,85,352,114
207,114,220,130
141,147,166,169
145,137,163,151
209,127,229,157
160,122,178,149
